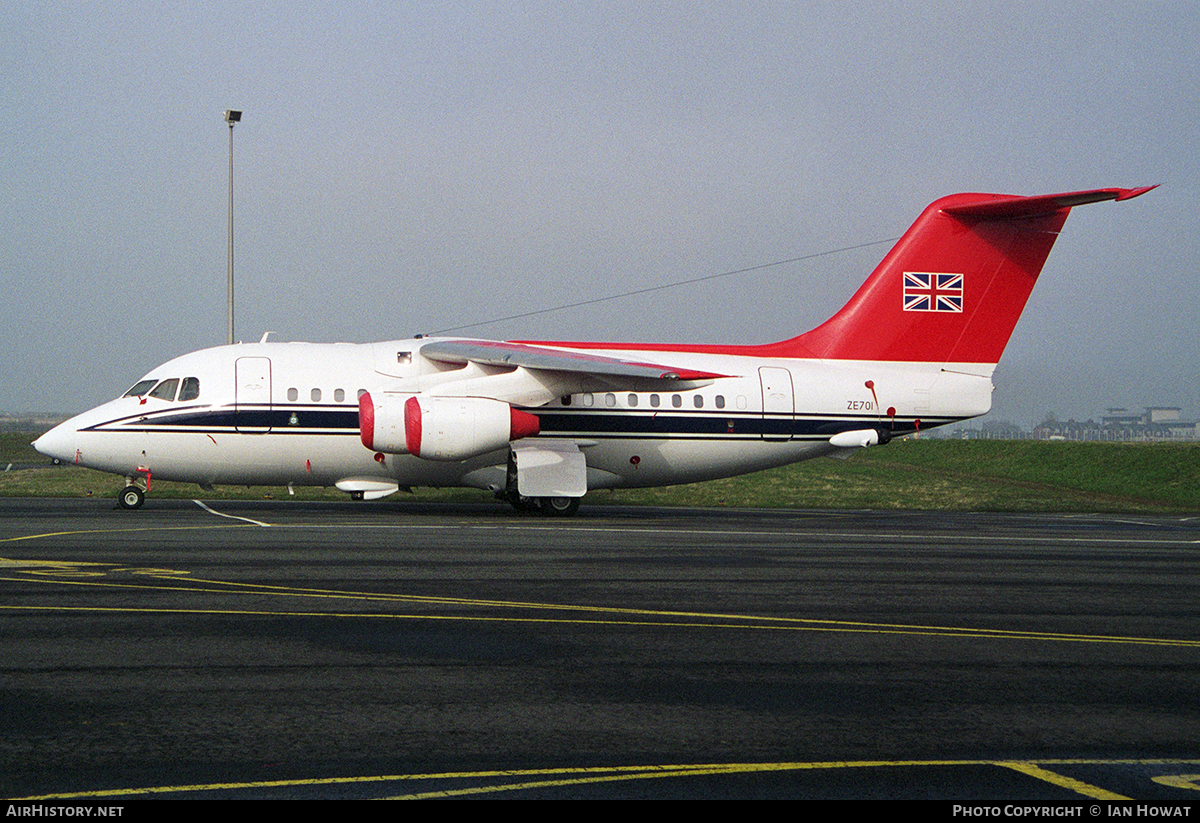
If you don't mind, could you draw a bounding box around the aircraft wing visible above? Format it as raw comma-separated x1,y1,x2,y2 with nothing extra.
421,339,729,382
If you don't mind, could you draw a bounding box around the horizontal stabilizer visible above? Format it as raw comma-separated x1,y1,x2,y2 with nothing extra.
941,186,1157,220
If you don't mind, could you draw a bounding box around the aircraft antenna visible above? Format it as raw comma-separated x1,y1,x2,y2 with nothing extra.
430,237,899,335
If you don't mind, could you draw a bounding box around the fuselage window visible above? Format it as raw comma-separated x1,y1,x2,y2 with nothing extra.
561,395,572,406
672,394,682,408
715,395,725,409
736,395,748,410
334,388,345,403
311,388,322,402
148,378,179,402
693,395,704,409
178,377,200,402
650,394,660,408
357,389,367,399
287,388,298,402
628,393,638,407
582,393,594,407
604,393,616,407
124,379,157,398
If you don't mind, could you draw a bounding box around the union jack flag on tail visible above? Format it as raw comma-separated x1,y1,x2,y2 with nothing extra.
783,187,1151,364
903,271,963,312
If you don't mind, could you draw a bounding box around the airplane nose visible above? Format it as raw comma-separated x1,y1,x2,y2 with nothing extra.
33,423,76,464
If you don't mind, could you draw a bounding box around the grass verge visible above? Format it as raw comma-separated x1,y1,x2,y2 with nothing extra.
4,433,1197,513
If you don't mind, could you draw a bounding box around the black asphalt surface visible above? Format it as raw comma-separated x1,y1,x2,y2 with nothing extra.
1,498,1198,800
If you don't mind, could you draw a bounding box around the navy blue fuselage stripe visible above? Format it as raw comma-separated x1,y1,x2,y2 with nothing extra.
87,406,955,438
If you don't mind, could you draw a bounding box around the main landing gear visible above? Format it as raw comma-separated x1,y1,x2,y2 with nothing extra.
503,449,581,516
540,496,581,517
505,493,581,517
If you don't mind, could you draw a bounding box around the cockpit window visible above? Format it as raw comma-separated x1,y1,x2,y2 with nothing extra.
148,378,179,402
122,376,198,402
178,377,200,402
124,379,157,398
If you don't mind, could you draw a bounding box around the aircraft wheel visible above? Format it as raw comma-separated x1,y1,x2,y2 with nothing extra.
539,496,580,517
118,485,145,510
509,494,541,514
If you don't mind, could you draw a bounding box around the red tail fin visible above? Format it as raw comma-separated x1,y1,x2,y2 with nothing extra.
779,186,1155,364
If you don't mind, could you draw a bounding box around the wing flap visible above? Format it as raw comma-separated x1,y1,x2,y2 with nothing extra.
421,339,729,382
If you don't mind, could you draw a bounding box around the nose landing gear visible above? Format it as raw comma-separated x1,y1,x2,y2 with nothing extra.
118,485,146,510
118,471,149,510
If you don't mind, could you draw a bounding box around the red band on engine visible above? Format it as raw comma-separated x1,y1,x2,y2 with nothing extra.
405,396,422,456
509,408,540,441
358,392,375,450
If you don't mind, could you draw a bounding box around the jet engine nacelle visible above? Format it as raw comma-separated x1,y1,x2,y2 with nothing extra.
359,392,539,461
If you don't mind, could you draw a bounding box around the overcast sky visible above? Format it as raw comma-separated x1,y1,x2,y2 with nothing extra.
3,2,1196,427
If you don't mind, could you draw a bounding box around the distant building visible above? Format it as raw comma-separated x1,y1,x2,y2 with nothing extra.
948,406,1198,441
1036,407,1195,443
1147,407,1182,423
1092,406,1197,441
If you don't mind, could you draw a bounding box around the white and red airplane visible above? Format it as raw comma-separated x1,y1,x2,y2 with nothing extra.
34,186,1153,515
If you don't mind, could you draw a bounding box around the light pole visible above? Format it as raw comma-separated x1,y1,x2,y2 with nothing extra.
223,109,242,345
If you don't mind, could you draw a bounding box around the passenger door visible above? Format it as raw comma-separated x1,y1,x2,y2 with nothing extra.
234,357,272,433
